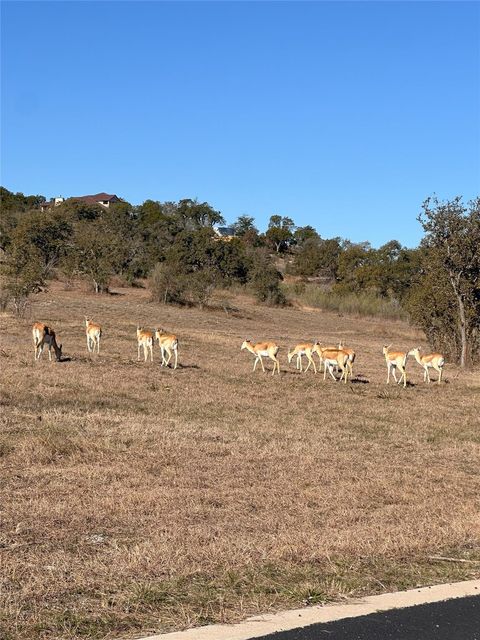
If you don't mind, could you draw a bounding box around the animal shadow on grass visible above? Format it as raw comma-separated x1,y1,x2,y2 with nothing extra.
171,363,200,370
351,376,369,384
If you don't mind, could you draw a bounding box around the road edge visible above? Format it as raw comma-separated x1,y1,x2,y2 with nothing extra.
134,578,480,640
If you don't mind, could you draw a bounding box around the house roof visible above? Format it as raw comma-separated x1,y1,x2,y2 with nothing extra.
214,226,236,237
73,193,120,204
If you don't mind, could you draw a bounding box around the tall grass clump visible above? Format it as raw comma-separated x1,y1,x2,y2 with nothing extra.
283,283,408,321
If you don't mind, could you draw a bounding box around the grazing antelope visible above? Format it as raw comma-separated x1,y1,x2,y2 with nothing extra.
85,317,102,354
409,347,445,384
137,327,154,362
32,322,47,360
338,341,356,379
32,322,62,362
315,346,350,383
155,328,178,369
241,340,280,375
287,342,318,374
383,344,408,388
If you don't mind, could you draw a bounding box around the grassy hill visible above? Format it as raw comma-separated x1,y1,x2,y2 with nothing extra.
1,282,479,639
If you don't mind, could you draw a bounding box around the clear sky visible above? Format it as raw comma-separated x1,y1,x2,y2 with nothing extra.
1,1,479,247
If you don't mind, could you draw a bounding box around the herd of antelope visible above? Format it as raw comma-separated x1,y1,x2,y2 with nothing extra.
31,319,179,369
240,340,445,385
31,318,445,385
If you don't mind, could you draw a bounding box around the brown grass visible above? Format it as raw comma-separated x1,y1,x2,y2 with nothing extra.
1,282,479,640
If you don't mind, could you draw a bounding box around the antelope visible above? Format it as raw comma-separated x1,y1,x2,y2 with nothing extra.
155,328,178,369
409,347,445,384
241,340,280,375
287,342,318,374
32,322,47,360
32,322,62,362
137,327,154,362
338,340,356,379
315,346,350,383
312,342,338,373
85,317,102,354
383,344,408,388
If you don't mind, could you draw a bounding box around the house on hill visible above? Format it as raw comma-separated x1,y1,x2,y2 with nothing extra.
213,226,236,241
40,193,122,212
40,197,65,211
72,193,122,208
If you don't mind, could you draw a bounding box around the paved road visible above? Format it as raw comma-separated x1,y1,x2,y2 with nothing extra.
253,595,480,640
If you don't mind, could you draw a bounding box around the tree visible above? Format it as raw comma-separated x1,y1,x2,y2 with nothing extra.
233,216,262,247
0,186,45,214
382,245,423,301
175,199,225,230
100,202,140,281
1,209,75,310
410,196,480,367
136,199,165,226
293,225,320,247
2,241,45,316
406,266,461,361
74,219,118,293
334,242,372,293
377,239,402,262
292,237,323,277
56,198,103,221
232,215,258,236
265,215,295,253
149,261,188,305
248,249,286,305
0,208,19,251
293,236,342,279
0,192,68,313
149,228,249,307
135,200,180,274
10,210,74,274
318,238,343,279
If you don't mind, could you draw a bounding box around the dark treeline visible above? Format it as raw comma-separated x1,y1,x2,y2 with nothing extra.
1,187,479,366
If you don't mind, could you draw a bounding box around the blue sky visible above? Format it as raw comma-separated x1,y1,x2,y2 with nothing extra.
1,1,479,247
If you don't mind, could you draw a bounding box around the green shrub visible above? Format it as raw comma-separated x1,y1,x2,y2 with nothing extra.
149,262,188,305
249,259,286,305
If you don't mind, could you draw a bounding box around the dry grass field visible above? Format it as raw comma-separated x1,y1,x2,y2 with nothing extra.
1,282,479,640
